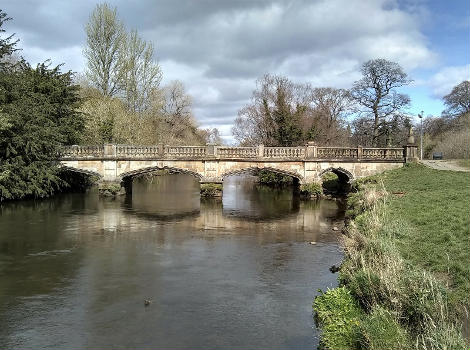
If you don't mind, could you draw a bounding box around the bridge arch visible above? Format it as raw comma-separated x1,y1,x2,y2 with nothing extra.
221,166,303,182
120,166,203,182
59,166,102,180
318,167,354,183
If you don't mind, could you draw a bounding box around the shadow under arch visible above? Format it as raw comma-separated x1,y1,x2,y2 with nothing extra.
318,167,354,183
58,166,102,192
221,166,303,184
120,166,203,182
59,166,102,180
318,167,354,194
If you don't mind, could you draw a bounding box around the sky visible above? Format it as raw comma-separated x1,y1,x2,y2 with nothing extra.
2,0,469,143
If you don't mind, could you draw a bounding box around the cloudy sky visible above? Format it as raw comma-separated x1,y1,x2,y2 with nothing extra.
2,0,469,143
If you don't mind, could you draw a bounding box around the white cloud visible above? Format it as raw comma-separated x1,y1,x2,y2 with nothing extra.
428,64,470,97
3,0,439,141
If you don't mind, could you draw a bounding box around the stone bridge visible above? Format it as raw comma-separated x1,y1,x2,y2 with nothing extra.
60,143,418,191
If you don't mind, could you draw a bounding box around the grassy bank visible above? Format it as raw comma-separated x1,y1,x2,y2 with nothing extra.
314,163,469,349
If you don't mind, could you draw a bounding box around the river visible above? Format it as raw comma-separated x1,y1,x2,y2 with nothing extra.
0,174,344,349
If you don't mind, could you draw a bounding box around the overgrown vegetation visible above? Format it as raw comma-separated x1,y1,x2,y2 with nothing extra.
314,163,469,349
321,172,340,193
300,182,323,198
200,183,223,197
256,169,293,187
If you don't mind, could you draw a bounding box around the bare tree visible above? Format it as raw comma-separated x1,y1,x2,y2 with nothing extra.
161,80,196,139
309,87,354,145
84,3,125,97
443,81,470,117
120,30,162,112
350,59,411,146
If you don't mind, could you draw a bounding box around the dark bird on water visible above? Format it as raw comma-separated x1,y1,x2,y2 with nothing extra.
144,299,152,306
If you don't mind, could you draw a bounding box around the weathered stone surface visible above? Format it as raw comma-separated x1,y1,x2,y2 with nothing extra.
60,144,414,184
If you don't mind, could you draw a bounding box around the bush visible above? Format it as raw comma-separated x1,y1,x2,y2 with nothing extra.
300,182,322,197
256,169,293,186
200,183,222,197
98,182,124,197
321,172,340,192
314,287,363,350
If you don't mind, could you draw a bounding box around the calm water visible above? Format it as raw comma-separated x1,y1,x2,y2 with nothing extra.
0,175,344,349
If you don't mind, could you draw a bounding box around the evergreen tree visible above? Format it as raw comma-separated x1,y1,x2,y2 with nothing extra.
0,39,83,200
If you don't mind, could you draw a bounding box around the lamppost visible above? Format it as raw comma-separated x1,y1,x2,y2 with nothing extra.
418,111,424,160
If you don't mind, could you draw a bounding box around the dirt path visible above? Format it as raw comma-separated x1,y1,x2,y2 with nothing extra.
420,160,470,172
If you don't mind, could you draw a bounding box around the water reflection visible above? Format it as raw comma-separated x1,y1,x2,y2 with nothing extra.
0,174,344,349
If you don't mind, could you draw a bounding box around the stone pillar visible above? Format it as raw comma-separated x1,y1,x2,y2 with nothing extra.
258,144,265,158
357,146,363,160
158,143,164,157
306,141,317,159
206,144,216,157
104,144,116,157
404,127,418,163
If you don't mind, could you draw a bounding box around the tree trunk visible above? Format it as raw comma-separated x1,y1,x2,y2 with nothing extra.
373,108,379,146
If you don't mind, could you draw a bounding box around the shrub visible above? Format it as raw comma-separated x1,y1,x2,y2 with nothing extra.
300,182,322,197
256,169,293,186
314,287,363,350
98,182,124,196
321,172,340,192
200,183,222,197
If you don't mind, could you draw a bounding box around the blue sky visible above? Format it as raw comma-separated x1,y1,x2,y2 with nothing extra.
2,0,469,142
401,0,469,120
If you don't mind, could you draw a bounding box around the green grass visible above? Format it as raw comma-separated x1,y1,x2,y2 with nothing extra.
314,287,363,350
379,163,470,304
314,163,469,349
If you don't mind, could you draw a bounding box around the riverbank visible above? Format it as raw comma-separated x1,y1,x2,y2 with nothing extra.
314,163,469,349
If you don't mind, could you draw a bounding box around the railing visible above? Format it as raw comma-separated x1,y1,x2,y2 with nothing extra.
165,146,206,157
264,147,305,158
59,144,406,161
60,145,104,158
362,148,404,159
217,147,258,158
317,147,358,159
116,145,159,157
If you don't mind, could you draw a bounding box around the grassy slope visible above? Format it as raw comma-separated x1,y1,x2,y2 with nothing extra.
379,163,470,304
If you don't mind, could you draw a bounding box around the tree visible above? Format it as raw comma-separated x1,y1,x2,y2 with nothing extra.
309,87,354,145
1,10,18,65
443,81,470,117
0,62,84,201
350,59,411,146
120,30,162,112
84,3,125,97
233,74,306,146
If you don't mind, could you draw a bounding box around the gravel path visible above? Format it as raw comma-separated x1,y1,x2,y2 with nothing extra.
420,160,470,172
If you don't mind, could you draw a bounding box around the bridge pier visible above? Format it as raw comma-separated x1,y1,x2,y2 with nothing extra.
97,181,126,197
200,178,223,198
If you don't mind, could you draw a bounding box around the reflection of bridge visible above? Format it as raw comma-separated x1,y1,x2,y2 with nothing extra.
60,143,418,188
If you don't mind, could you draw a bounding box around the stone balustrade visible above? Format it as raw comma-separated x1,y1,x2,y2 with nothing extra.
59,144,407,161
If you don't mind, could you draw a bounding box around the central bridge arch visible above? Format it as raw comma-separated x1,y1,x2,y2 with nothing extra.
120,166,203,182
221,166,303,183
318,167,354,183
